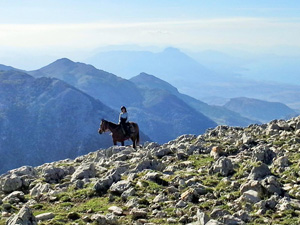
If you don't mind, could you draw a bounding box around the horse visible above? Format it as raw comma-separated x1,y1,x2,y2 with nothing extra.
98,119,140,149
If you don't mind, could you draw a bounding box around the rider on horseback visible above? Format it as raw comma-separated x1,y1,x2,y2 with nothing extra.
119,106,129,136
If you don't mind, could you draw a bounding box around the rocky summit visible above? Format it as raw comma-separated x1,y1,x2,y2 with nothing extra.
1,116,300,225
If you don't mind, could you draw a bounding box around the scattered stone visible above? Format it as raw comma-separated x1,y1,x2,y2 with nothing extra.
240,190,261,203
143,172,168,186
195,209,210,225
206,219,225,225
176,200,187,208
121,187,136,201
2,191,25,204
154,148,173,158
91,214,108,225
248,163,271,180
30,183,51,198
153,193,168,203
108,206,123,215
210,207,230,219
94,166,126,194
167,217,178,223
130,208,148,220
273,156,290,168
35,212,55,221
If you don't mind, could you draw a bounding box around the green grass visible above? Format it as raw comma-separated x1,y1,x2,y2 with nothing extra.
188,155,214,169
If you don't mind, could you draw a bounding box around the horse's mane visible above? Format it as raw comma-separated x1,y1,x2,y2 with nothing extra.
102,119,119,129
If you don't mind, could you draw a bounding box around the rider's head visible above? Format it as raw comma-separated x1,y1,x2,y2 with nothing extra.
121,106,127,112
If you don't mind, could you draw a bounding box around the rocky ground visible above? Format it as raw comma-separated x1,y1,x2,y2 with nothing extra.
1,116,300,225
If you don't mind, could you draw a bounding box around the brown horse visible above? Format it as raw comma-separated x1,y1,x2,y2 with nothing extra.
98,119,140,149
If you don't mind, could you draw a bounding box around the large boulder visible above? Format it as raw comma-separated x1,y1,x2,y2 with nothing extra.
71,163,96,181
1,175,23,193
6,205,37,225
261,176,283,196
211,157,234,176
30,183,51,198
109,180,131,195
240,180,264,196
251,146,276,165
42,165,71,183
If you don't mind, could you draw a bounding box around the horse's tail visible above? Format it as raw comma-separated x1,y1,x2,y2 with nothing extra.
136,124,140,146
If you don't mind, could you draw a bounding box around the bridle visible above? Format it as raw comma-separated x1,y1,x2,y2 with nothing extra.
99,120,109,134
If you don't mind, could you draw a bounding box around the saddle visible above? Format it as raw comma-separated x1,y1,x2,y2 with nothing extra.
120,123,134,136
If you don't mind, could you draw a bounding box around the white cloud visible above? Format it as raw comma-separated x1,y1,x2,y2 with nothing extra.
0,17,300,49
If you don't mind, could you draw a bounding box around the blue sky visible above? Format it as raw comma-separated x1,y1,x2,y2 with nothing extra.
0,0,300,68
1,1,300,22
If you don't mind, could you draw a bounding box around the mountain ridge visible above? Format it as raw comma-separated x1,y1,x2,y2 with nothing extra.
85,47,300,111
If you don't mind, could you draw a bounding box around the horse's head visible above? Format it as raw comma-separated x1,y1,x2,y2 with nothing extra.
98,119,108,134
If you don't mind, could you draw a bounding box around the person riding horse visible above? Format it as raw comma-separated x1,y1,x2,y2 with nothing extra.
119,106,129,136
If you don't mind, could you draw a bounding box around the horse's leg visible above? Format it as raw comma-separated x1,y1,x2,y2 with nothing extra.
113,139,117,145
131,138,136,149
121,141,124,146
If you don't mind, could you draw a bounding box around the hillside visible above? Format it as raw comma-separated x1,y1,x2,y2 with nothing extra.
129,88,216,143
0,64,16,71
1,116,300,224
0,70,121,173
224,97,298,123
130,73,258,127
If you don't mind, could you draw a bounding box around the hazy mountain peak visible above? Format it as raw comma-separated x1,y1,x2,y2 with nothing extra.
130,72,179,95
40,58,97,73
163,47,181,53
50,58,75,66
136,72,161,81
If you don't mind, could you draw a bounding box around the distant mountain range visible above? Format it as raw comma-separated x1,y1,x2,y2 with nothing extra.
85,47,300,111
1,54,298,172
28,59,218,144
224,97,298,123
85,47,225,91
